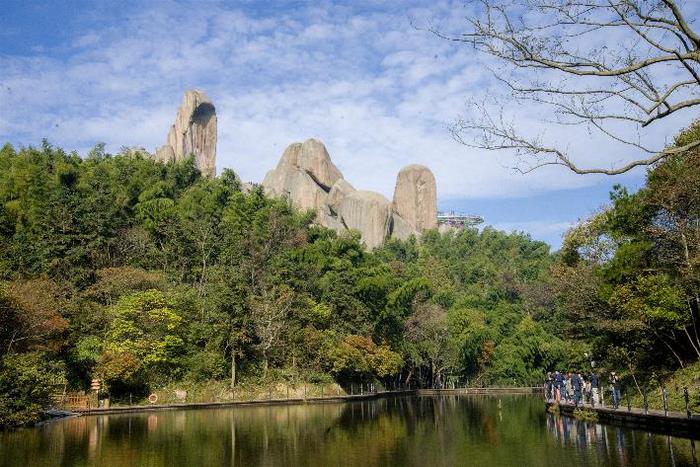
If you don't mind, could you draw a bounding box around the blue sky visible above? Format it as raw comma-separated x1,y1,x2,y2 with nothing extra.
2,0,693,248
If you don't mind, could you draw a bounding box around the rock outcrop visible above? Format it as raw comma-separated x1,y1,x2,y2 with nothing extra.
337,191,393,250
262,163,327,213
155,90,217,177
155,144,175,163
438,223,456,234
262,139,340,213
262,139,438,249
392,164,437,232
327,179,355,213
390,213,419,241
277,139,343,190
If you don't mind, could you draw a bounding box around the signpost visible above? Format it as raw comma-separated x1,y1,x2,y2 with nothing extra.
90,378,101,408
90,379,101,392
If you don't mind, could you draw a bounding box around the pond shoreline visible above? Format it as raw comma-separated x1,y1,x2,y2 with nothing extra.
67,387,700,441
69,387,543,417
71,389,416,416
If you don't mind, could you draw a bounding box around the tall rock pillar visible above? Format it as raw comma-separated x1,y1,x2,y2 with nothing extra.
155,90,217,177
392,164,438,232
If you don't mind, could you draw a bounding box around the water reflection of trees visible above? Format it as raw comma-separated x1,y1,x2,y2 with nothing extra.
1,397,698,466
545,413,698,466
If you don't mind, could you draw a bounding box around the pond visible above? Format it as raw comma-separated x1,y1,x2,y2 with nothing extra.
1,395,697,466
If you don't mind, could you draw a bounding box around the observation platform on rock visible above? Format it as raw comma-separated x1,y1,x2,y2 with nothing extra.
437,211,484,228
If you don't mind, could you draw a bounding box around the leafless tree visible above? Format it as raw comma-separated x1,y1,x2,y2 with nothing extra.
431,0,700,174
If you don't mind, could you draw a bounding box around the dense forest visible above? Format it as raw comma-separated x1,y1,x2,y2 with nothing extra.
1,121,699,427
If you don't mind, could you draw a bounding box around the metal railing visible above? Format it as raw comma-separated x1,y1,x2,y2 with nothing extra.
544,383,697,420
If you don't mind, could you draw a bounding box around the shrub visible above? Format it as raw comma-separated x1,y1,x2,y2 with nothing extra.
0,352,65,428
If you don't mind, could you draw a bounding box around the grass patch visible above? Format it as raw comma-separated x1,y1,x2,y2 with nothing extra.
573,407,598,421
110,376,348,407
628,361,700,413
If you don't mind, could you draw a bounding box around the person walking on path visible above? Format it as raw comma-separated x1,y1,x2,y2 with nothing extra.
572,372,582,406
565,372,574,403
554,371,563,403
589,372,599,408
610,372,621,409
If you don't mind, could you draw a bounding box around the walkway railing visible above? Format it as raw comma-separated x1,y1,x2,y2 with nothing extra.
543,384,698,421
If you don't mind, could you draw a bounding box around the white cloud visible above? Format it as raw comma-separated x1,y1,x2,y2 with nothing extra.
0,0,693,203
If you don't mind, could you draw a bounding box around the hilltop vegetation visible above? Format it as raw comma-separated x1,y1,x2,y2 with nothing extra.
553,122,700,386
1,122,699,427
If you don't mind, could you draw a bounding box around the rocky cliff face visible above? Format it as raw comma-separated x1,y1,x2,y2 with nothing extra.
155,90,217,177
337,191,393,249
392,164,438,232
262,139,438,249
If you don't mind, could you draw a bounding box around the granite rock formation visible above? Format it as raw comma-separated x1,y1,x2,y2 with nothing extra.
262,139,338,213
277,139,343,190
392,164,437,232
337,191,393,250
327,179,355,213
123,147,149,158
390,213,419,241
262,139,438,249
155,90,217,177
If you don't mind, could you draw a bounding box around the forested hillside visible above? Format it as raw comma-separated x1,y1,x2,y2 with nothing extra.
1,122,699,427
553,122,700,385
0,141,578,426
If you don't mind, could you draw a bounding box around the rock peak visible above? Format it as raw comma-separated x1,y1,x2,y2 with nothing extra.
262,139,439,249
393,164,437,232
154,89,217,177
276,139,342,191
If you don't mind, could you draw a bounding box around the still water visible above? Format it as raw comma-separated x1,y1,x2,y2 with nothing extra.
1,395,697,466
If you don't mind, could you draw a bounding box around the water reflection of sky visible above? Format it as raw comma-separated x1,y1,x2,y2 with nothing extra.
546,413,699,466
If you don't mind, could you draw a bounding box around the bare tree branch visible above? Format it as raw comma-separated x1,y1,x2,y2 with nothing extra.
450,102,700,175
428,0,700,174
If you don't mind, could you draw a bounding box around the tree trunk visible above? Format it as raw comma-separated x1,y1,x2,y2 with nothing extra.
198,253,207,296
230,348,236,389
663,339,685,368
684,328,700,359
430,360,435,389
654,329,685,368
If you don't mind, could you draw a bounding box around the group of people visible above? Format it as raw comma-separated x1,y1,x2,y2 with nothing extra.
545,370,622,409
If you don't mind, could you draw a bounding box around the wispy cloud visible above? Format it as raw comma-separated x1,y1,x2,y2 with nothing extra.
0,0,687,202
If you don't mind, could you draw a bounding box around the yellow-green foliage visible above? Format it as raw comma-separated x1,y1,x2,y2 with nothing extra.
573,407,598,421
96,289,184,387
673,119,700,148
328,335,403,378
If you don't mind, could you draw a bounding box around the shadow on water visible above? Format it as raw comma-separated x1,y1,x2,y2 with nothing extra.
0,395,697,467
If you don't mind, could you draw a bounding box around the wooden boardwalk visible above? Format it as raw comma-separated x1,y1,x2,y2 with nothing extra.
546,400,700,439
419,386,542,395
